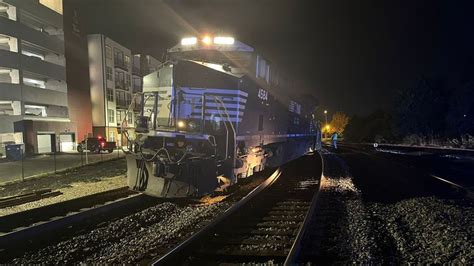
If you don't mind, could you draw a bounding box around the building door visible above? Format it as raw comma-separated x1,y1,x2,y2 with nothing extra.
37,134,52,153
59,133,75,152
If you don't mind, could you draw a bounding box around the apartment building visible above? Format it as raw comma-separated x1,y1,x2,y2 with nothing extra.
87,34,160,146
0,0,75,155
132,53,160,94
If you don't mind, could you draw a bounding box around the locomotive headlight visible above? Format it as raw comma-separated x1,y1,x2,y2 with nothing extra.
181,37,197,45
177,120,186,129
214,36,234,45
202,36,212,45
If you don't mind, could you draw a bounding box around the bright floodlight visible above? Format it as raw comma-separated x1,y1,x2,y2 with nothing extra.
181,37,197,45
214,36,235,45
202,36,212,45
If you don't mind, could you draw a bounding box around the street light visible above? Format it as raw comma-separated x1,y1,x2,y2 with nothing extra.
324,110,328,138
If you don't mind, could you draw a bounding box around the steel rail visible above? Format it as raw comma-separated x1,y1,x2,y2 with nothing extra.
152,167,282,265
154,152,323,265
0,187,138,250
284,151,324,265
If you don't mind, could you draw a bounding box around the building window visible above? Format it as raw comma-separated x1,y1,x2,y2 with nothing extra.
108,130,115,141
126,93,131,105
126,74,131,88
124,55,130,69
108,109,115,123
23,77,45,88
116,90,126,107
22,50,44,60
115,71,124,89
116,110,122,124
25,104,47,117
106,66,113,80
114,48,124,66
105,45,112,60
127,112,133,124
107,88,114,102
258,114,264,131
133,77,141,92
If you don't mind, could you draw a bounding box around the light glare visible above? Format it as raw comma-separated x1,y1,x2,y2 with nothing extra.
181,37,197,45
202,36,212,45
214,36,235,45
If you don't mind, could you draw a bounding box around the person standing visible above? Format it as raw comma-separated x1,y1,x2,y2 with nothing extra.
332,132,338,149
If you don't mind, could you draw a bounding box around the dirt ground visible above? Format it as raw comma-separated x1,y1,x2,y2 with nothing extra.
0,159,127,198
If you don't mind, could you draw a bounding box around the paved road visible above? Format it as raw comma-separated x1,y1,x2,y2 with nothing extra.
0,150,126,184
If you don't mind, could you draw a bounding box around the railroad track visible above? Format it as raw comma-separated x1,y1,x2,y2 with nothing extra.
0,189,63,209
0,186,162,261
154,153,323,265
337,144,474,199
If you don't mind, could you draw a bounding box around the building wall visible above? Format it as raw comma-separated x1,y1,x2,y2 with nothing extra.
63,1,92,142
88,34,137,144
0,0,74,154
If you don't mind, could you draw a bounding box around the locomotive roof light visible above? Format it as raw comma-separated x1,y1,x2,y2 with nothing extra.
214,36,234,45
202,35,212,45
181,37,197,45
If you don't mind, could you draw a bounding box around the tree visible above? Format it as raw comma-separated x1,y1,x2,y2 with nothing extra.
329,112,349,135
345,110,395,143
393,77,449,137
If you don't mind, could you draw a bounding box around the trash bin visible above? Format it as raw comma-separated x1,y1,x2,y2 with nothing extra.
5,144,23,161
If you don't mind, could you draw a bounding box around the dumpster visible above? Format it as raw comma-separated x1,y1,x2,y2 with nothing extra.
5,144,23,161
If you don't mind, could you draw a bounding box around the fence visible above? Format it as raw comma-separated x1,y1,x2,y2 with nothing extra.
0,143,126,185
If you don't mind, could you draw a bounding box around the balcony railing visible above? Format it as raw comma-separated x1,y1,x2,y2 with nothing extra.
132,84,141,93
132,66,140,75
114,59,128,70
115,81,127,90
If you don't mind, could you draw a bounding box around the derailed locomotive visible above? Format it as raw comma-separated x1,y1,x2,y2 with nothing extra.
124,36,319,197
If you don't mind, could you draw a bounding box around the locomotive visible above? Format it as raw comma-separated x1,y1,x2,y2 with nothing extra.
123,35,319,198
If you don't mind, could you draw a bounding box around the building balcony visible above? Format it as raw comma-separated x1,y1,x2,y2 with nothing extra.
132,66,140,75
114,59,128,71
0,16,64,55
0,49,65,81
116,99,128,109
132,84,141,93
115,81,128,91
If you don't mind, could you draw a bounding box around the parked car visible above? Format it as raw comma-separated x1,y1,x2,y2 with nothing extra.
77,137,116,153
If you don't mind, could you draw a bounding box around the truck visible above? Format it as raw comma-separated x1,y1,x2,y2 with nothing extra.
77,137,116,153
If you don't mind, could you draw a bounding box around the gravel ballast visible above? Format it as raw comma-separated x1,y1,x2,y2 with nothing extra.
6,170,271,264
0,159,126,198
0,176,126,216
300,151,474,264
0,159,127,216
11,201,231,264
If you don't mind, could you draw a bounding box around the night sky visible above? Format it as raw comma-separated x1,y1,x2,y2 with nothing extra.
69,0,474,116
